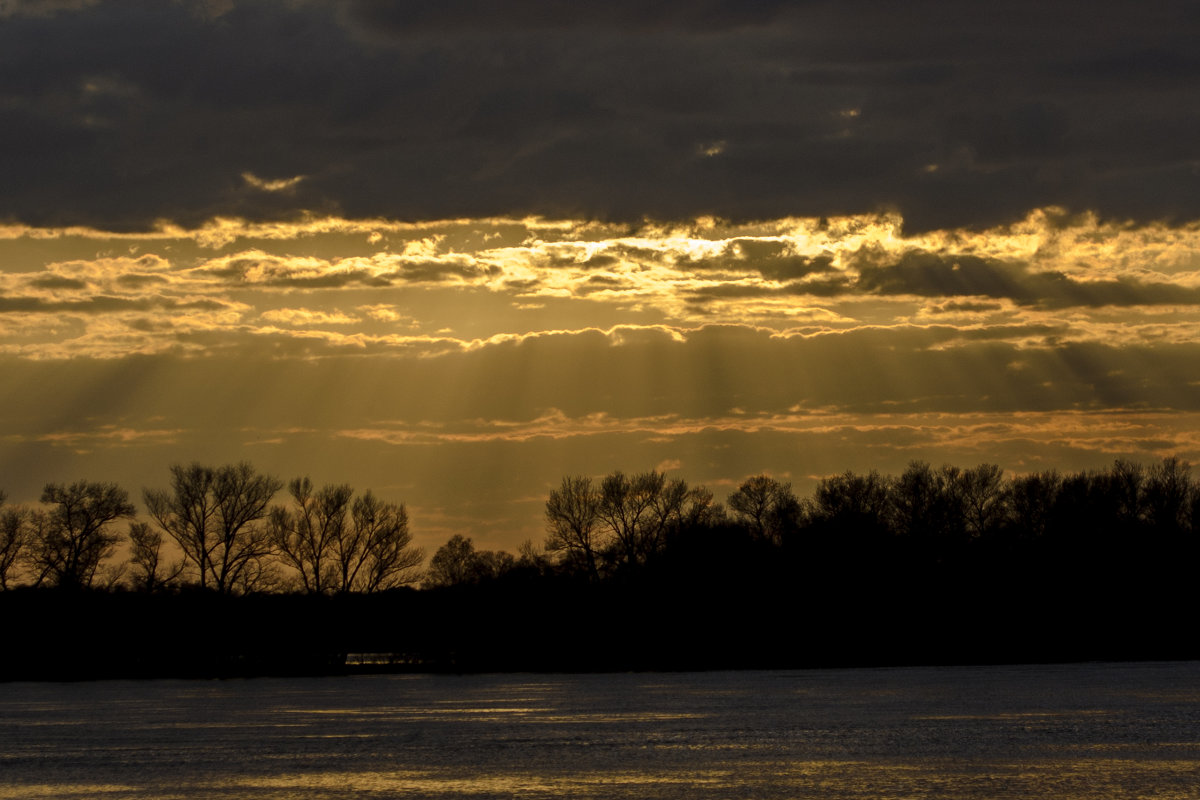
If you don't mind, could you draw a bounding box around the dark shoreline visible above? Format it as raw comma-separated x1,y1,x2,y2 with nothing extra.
3,582,1195,682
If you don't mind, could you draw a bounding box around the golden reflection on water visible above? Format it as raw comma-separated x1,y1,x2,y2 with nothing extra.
914,711,1113,720
4,757,1200,800
229,768,734,796
5,666,1200,799
0,785,139,799
175,758,1200,799
282,706,703,723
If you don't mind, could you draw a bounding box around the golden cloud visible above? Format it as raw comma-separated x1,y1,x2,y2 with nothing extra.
1,208,1199,361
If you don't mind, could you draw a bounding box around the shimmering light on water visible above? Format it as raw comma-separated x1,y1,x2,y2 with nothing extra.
2,663,1199,798
0,786,138,799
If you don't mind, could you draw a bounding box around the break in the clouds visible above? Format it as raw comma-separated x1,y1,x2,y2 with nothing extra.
7,209,1200,359
1,1,1198,230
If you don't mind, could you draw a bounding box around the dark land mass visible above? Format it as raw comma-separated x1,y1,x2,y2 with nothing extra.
2,530,1195,681
4,458,1199,680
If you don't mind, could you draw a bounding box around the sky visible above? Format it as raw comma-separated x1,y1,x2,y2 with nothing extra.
2,0,1200,553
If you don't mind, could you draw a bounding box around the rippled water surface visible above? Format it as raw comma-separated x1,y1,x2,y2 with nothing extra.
2,662,1199,798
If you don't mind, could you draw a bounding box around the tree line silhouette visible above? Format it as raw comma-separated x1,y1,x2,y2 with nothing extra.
2,456,1198,677
0,463,422,594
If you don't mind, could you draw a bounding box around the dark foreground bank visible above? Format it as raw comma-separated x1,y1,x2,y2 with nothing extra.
2,563,1196,680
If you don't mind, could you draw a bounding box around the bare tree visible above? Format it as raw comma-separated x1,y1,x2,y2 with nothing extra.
1007,470,1061,540
677,484,723,530
269,478,352,593
1110,458,1147,525
424,534,518,588
545,475,602,580
128,521,185,592
145,462,282,594
271,481,423,593
890,461,941,538
889,461,967,540
546,470,717,575
597,471,667,568
346,491,423,592
1144,456,1193,536
472,549,516,581
954,464,1007,538
0,496,30,590
645,476,689,553
728,475,801,543
95,561,129,591
425,534,477,587
31,481,135,589
517,539,553,575
210,463,283,591
230,555,287,595
144,463,216,588
811,469,890,524
22,510,52,586
648,478,721,550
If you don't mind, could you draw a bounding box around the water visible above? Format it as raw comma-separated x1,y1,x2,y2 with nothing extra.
1,662,1199,798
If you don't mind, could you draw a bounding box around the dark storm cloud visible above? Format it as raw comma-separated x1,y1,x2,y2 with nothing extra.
195,253,495,286
855,251,1200,308
584,275,624,287
196,258,382,287
924,300,1005,315
0,294,229,314
685,278,848,302
340,0,792,33
384,259,501,283
1,0,1198,230
0,0,98,17
27,274,89,290
678,240,836,280
855,253,1030,300
536,250,622,270
115,273,170,288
